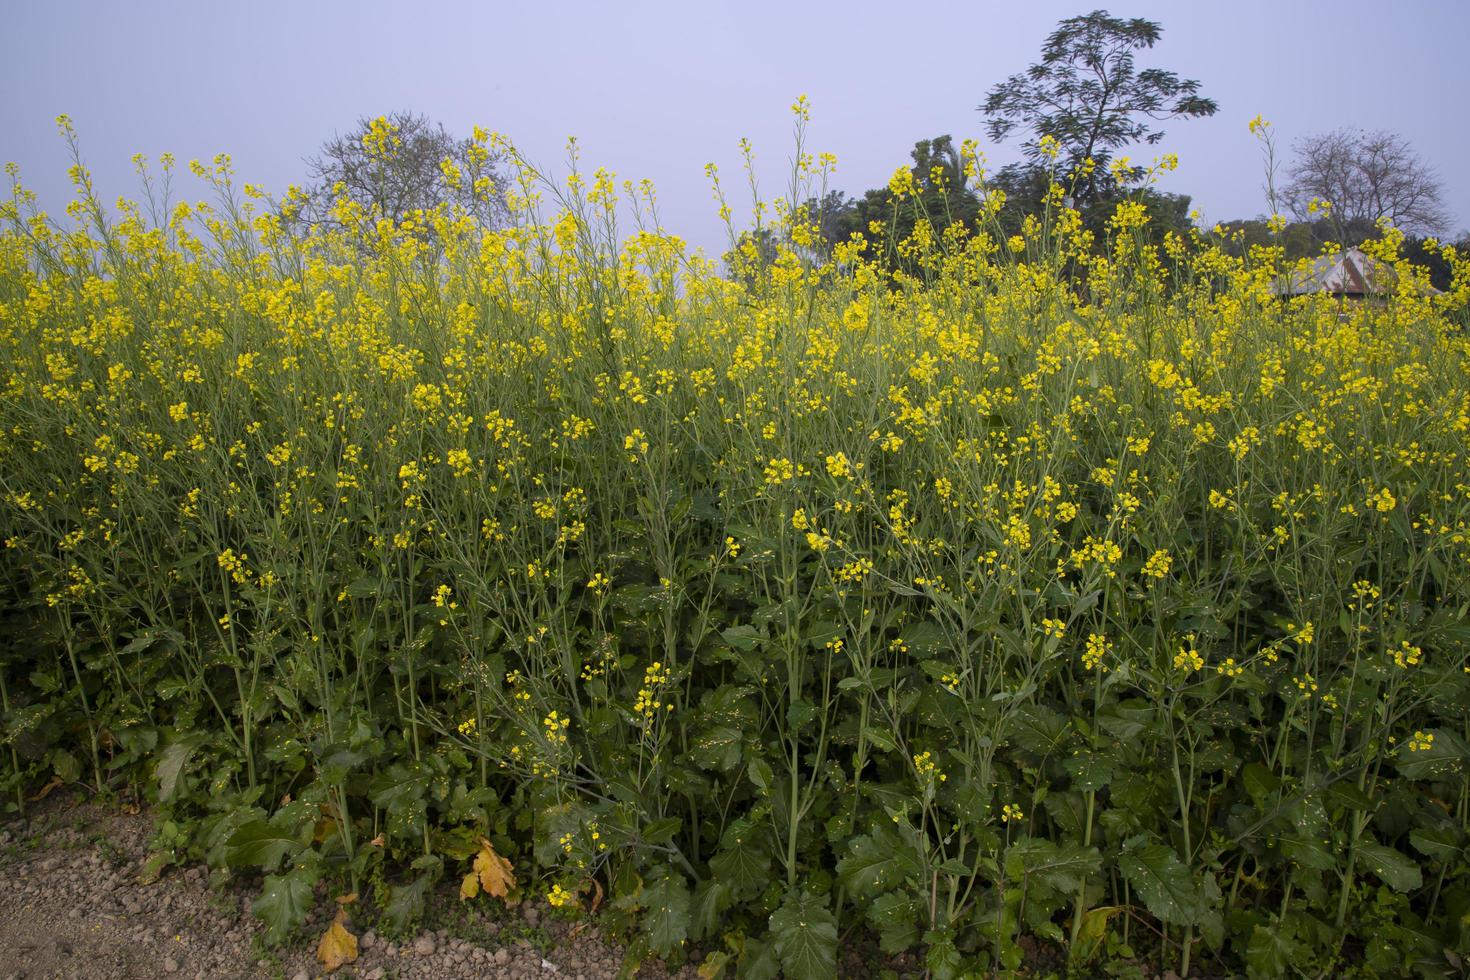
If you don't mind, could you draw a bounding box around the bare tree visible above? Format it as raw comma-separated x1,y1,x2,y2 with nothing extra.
301,111,507,233
1284,128,1449,241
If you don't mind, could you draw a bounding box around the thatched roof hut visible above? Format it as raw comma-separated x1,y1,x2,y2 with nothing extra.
1272,247,1440,299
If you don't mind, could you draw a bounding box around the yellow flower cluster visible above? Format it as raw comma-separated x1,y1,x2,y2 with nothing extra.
912,750,946,783
632,662,671,724
1082,633,1111,672
542,710,570,745
1391,641,1422,669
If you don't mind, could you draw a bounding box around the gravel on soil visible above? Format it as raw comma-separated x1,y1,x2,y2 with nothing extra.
0,795,699,980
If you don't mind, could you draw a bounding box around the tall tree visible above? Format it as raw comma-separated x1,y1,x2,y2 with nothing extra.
1284,128,1449,242
981,10,1217,201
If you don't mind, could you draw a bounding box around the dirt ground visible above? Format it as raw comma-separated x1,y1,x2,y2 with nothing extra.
0,795,693,980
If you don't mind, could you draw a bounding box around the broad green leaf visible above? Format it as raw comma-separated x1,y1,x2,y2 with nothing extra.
923,928,963,980
1280,833,1337,871
155,733,207,804
225,819,308,872
721,624,764,651
383,873,433,933
1393,728,1469,780
1010,703,1070,755
1356,841,1422,893
1241,762,1280,800
1408,826,1462,862
862,726,899,754
746,757,775,793
1117,838,1203,925
641,872,691,957
689,685,756,771
1004,837,1101,894
1245,922,1298,980
1096,700,1155,742
708,830,771,894
837,824,921,897
641,817,681,845
1064,750,1116,792
690,879,732,941
898,621,948,654
769,889,837,980
1325,779,1373,811
252,866,316,945
786,698,817,731
736,934,782,980
866,891,922,954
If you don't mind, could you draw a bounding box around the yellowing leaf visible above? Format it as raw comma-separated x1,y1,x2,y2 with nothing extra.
459,871,480,901
316,909,358,973
312,816,337,844
697,949,731,980
1071,905,1121,964
466,836,516,902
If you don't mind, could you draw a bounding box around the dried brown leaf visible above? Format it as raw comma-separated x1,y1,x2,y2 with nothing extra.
316,909,358,973
470,837,515,902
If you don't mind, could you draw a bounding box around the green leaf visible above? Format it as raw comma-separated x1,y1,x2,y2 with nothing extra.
251,866,316,945
1393,728,1469,780
225,819,308,872
1280,833,1337,871
746,757,774,794
769,889,837,980
1245,922,1298,980
1064,750,1116,792
1010,703,1070,755
1356,841,1422,893
1408,826,1462,862
899,622,948,654
689,685,756,771
786,698,817,732
837,824,922,897
641,872,691,957
383,873,433,933
1117,838,1203,925
862,726,899,754
641,817,681,846
866,891,922,954
1241,762,1280,800
923,928,963,980
709,823,771,894
1095,700,1154,743
721,624,764,651
155,733,207,804
736,934,781,980
1004,838,1101,894
690,879,732,941
343,575,382,598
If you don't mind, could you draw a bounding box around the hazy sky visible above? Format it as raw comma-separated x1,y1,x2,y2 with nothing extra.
4,0,1467,256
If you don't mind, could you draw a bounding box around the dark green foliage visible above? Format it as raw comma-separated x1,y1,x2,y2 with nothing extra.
981,9,1218,202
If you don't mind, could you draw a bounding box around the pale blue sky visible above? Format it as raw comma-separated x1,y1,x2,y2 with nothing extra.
4,0,1467,255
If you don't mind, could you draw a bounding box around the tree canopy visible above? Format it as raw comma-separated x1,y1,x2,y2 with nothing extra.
981,9,1217,202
